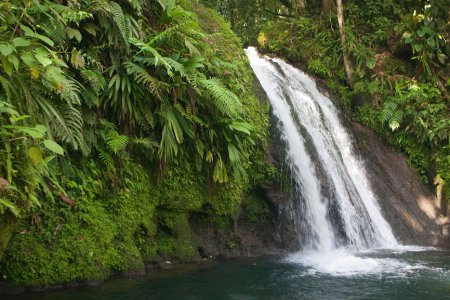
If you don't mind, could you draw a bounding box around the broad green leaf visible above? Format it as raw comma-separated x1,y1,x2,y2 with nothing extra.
35,125,47,134
21,51,38,67
20,24,54,46
34,33,54,47
0,43,14,56
228,144,240,163
82,23,98,36
8,54,19,71
20,24,35,36
34,48,52,67
70,49,85,68
44,139,64,155
28,146,43,165
12,37,31,47
66,27,82,43
402,32,411,39
437,53,447,64
229,122,252,135
15,125,46,138
1,57,13,76
416,29,425,37
413,43,423,52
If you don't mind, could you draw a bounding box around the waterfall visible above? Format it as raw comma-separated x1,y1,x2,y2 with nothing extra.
245,47,398,252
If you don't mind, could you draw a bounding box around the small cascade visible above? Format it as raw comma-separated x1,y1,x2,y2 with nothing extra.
245,47,398,252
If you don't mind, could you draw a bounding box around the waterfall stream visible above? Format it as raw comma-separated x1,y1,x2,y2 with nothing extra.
245,47,409,274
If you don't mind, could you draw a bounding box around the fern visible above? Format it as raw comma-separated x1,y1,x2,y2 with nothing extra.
126,0,145,14
106,131,129,154
199,78,242,118
212,59,239,74
42,66,81,105
381,100,403,131
40,18,67,46
80,69,106,95
131,137,158,150
109,1,129,45
99,151,115,170
124,61,168,97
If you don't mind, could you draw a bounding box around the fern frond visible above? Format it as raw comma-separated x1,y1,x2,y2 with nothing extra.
131,137,158,149
40,18,67,45
80,69,106,95
109,1,129,44
199,78,242,118
42,66,81,105
124,61,168,98
99,151,115,170
106,131,129,154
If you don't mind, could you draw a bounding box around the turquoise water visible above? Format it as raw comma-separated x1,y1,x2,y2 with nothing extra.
6,249,450,300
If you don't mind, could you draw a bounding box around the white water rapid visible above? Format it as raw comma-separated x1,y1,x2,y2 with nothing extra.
244,47,424,276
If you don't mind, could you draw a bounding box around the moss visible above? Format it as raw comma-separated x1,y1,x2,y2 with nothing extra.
0,1,274,287
0,218,18,262
243,193,271,224
155,212,196,260
0,163,160,286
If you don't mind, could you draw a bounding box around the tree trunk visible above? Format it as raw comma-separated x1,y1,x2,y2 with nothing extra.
434,175,445,211
336,0,353,86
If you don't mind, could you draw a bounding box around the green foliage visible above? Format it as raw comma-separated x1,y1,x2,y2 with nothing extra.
0,0,272,287
252,0,449,201
0,101,64,218
243,193,271,224
396,0,449,77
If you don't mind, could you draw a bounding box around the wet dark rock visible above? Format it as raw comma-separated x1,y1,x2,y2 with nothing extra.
352,122,449,248
86,280,105,287
0,281,25,296
122,268,146,277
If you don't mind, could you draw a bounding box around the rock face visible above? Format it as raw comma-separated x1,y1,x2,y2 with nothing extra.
352,122,449,248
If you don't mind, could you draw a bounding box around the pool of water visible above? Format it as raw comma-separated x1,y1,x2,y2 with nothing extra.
6,248,450,300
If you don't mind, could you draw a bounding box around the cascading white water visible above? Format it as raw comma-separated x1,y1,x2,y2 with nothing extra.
245,47,398,256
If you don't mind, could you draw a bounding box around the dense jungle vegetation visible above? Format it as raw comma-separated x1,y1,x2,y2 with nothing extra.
205,0,449,206
0,0,273,286
0,0,448,289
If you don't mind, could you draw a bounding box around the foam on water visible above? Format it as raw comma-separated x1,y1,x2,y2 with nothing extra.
286,249,428,276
